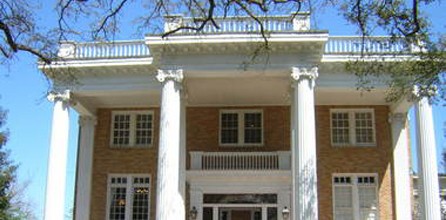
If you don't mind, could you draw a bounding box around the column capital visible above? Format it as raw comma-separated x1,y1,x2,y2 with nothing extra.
388,112,407,124
47,90,70,103
411,85,437,100
156,69,184,83
78,115,97,127
291,65,318,81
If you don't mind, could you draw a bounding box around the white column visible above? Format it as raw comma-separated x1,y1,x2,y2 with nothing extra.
179,97,186,208
290,66,319,220
415,95,441,220
389,113,412,220
44,90,71,220
74,116,96,220
190,189,203,220
155,69,185,220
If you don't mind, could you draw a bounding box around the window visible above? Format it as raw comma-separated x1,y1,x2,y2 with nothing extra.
107,175,151,220
220,110,263,146
333,174,379,220
111,111,154,147
331,109,375,146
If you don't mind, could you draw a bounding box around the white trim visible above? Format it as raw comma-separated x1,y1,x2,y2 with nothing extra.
330,108,376,147
110,110,154,148
332,173,380,220
105,174,152,220
219,109,264,147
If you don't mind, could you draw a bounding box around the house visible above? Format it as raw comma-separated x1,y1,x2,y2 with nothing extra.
39,13,441,220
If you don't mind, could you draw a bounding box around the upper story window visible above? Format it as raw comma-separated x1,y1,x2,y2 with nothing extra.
333,174,379,220
111,111,154,147
330,109,376,147
107,174,151,220
220,110,263,146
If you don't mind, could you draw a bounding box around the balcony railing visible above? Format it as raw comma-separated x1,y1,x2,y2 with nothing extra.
190,151,291,171
57,40,150,59
164,13,310,34
325,36,409,54
57,37,411,60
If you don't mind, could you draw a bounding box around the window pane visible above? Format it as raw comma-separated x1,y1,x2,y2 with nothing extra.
221,113,238,144
135,114,153,146
358,186,378,220
332,112,350,145
132,187,150,220
355,112,374,144
334,186,354,220
112,114,130,146
109,187,127,220
203,207,213,220
267,207,278,220
244,113,262,144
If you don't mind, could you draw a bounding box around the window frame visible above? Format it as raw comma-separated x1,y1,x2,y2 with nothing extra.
332,173,380,220
219,109,264,147
330,108,376,147
106,174,151,220
110,110,154,148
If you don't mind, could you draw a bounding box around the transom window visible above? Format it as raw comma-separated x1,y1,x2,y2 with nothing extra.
331,109,376,146
111,111,154,147
333,174,379,220
220,110,263,146
107,175,151,220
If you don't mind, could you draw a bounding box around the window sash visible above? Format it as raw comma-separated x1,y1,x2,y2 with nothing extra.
333,174,379,220
331,109,376,146
111,111,154,147
107,175,151,220
220,110,263,146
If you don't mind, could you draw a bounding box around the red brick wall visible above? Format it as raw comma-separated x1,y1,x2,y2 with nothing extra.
89,105,394,219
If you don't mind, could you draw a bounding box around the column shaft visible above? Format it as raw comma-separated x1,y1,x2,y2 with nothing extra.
74,116,96,220
390,113,412,220
156,69,185,220
415,97,441,220
291,66,318,220
44,91,70,220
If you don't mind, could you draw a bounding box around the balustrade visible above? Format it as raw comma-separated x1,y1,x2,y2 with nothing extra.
58,40,149,59
190,151,291,171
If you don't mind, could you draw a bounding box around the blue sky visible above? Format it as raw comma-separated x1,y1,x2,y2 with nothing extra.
0,1,444,219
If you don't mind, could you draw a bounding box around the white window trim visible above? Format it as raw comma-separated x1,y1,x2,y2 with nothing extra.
110,110,154,148
219,109,264,147
330,108,376,147
332,173,380,220
106,174,151,220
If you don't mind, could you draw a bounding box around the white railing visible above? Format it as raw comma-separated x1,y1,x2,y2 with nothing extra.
325,36,409,54
165,13,310,34
190,151,291,171
58,40,150,59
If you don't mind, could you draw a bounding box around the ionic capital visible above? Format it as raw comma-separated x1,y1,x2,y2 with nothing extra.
388,113,407,124
411,85,437,101
78,116,97,127
156,69,184,83
47,90,71,103
291,65,318,82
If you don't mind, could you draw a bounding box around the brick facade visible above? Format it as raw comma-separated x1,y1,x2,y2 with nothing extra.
90,105,394,219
